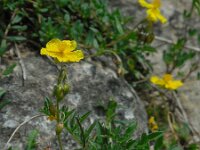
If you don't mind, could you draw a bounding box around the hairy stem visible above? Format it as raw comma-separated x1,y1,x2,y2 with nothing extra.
57,133,63,150
56,94,63,150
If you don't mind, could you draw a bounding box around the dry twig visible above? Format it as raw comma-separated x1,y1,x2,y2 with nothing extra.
155,36,200,52
4,114,45,150
168,112,179,140
172,91,200,141
15,43,27,86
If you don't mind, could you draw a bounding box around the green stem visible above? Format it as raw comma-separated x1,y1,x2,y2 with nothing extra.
56,81,63,150
56,100,60,123
57,133,63,150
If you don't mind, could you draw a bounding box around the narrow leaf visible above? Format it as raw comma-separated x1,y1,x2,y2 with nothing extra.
3,63,16,76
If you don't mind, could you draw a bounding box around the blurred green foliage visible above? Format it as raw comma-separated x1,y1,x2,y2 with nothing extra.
40,98,163,150
0,0,199,80
0,0,155,80
163,38,195,73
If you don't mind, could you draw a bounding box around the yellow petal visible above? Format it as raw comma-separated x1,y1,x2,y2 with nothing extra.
41,47,62,59
163,74,173,82
155,10,167,23
57,50,84,62
152,124,158,131
138,0,153,8
174,81,183,89
148,116,155,124
152,0,161,8
150,76,159,83
46,38,61,52
40,49,62,59
40,48,48,55
61,40,77,52
165,80,183,90
40,39,84,63
146,9,159,22
150,76,165,86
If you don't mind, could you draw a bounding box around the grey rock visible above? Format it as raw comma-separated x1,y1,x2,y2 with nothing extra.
0,52,147,149
3,120,19,129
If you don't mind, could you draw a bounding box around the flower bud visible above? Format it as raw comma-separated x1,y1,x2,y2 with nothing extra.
63,84,70,94
54,84,62,96
54,84,64,102
56,123,64,135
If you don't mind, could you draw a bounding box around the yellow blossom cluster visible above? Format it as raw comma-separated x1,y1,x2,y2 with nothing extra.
150,74,183,90
148,116,158,132
41,39,84,63
138,0,167,24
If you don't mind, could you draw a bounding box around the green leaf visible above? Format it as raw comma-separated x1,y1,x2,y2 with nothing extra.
62,107,75,122
93,38,99,49
154,135,164,150
7,147,13,150
79,111,91,123
143,44,156,52
0,39,7,56
187,143,199,150
25,130,38,150
40,97,53,115
96,122,106,142
120,122,137,142
106,100,117,123
0,88,9,110
175,52,195,68
39,8,48,13
85,31,94,46
193,0,200,15
69,113,77,131
76,117,86,146
0,100,10,110
174,38,186,50
6,36,27,41
169,145,183,150
114,15,124,34
0,47,7,56
0,87,6,98
124,122,137,136
12,15,22,24
3,63,16,76
163,51,174,64
188,28,197,36
147,131,163,141
64,13,70,23
197,72,200,80
85,121,97,140
11,25,27,31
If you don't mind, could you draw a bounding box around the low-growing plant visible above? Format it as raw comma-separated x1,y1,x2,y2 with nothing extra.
1,0,200,149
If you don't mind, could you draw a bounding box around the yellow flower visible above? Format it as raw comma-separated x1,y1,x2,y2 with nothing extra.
150,74,183,90
41,39,84,62
148,116,155,124
138,0,167,23
148,116,158,132
150,76,165,86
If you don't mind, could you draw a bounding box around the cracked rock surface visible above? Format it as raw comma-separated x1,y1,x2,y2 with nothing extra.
0,50,147,149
